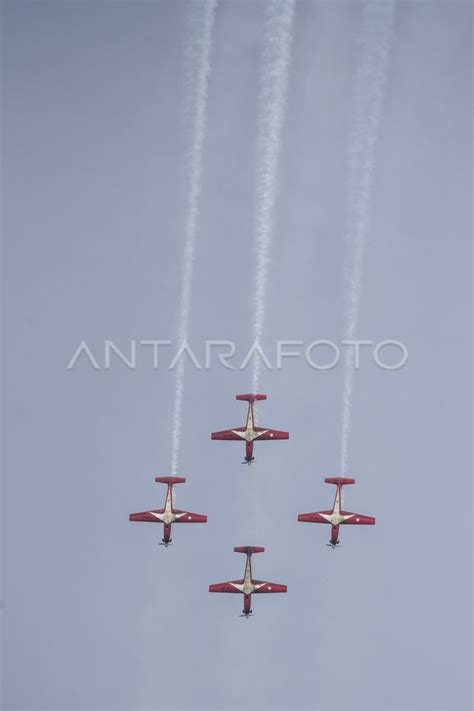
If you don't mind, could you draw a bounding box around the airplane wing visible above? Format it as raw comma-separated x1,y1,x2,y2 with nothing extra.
172,510,208,523
297,511,332,523
211,427,245,441
209,580,243,593
129,509,164,522
252,580,287,593
254,427,289,440
340,512,375,525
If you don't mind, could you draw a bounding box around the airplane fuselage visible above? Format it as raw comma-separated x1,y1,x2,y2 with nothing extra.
129,476,207,547
149,485,186,543
297,476,375,548
319,483,360,545
209,545,287,617
211,393,287,465
239,555,256,614
229,553,264,613
231,402,268,462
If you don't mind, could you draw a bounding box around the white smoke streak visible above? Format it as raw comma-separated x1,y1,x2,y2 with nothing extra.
252,0,296,394
340,1,395,473
170,1,217,475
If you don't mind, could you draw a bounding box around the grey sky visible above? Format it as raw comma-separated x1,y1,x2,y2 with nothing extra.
1,1,472,710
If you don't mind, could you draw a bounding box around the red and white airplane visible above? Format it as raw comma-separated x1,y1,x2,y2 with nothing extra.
129,477,207,546
298,477,375,548
211,394,289,464
209,546,287,618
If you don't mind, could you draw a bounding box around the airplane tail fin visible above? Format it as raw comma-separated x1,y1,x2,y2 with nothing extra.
234,546,265,555
324,477,355,486
236,393,267,403
155,476,186,485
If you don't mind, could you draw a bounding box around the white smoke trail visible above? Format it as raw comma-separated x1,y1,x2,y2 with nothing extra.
170,0,217,475
252,0,296,394
247,1,295,543
340,1,395,474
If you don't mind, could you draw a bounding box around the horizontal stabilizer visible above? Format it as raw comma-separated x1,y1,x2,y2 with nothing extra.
324,477,355,486
234,546,265,555
155,476,186,485
236,393,267,402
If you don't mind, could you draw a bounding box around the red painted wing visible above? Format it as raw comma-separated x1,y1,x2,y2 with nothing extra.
173,510,207,523
252,581,287,594
211,427,245,441
254,427,289,440
129,509,163,522
209,580,243,593
298,511,332,523
340,512,375,525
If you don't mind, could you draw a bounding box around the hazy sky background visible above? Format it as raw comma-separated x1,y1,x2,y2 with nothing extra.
1,1,472,710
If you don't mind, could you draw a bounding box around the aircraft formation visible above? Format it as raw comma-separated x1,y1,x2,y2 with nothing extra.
129,392,375,617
